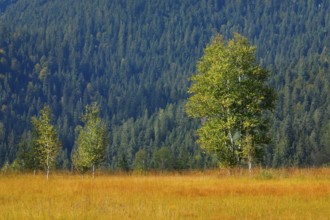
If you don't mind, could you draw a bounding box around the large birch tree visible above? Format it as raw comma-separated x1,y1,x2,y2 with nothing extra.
186,33,276,170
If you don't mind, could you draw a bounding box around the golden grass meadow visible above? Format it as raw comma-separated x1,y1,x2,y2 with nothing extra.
1,168,330,219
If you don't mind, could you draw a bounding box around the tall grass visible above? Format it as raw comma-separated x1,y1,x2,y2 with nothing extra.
0,168,330,219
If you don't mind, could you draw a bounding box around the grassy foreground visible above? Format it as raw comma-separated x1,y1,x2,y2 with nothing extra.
1,169,330,219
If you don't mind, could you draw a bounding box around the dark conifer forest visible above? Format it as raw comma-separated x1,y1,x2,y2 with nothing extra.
0,0,329,170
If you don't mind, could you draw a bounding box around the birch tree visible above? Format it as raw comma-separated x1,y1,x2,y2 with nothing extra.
186,33,276,170
72,103,108,177
32,106,61,179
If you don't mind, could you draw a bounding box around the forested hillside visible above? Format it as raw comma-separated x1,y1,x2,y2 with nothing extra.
0,0,329,169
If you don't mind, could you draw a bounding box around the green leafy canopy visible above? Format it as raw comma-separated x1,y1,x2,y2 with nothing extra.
31,105,62,177
72,103,108,174
186,33,276,169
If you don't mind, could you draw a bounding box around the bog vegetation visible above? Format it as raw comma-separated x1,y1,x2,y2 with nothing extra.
0,169,330,219
0,1,330,171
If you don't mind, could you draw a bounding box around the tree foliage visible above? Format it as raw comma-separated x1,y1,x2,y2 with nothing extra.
133,149,148,172
0,1,329,169
186,33,276,169
11,131,34,171
72,103,108,175
31,106,61,178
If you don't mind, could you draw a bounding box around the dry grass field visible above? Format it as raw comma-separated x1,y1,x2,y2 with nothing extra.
1,168,330,219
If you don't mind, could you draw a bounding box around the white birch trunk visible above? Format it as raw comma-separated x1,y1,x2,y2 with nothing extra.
46,166,49,180
229,130,234,152
46,142,49,180
248,155,252,173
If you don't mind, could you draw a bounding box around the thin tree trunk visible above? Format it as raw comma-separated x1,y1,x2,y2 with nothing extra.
229,130,234,152
246,134,253,173
92,164,95,178
248,155,252,173
46,142,50,180
46,166,49,180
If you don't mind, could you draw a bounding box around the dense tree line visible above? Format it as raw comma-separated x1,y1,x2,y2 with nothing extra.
0,0,329,170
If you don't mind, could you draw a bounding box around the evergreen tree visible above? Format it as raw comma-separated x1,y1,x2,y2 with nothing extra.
153,146,174,171
0,0,329,168
133,149,148,172
11,131,34,171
